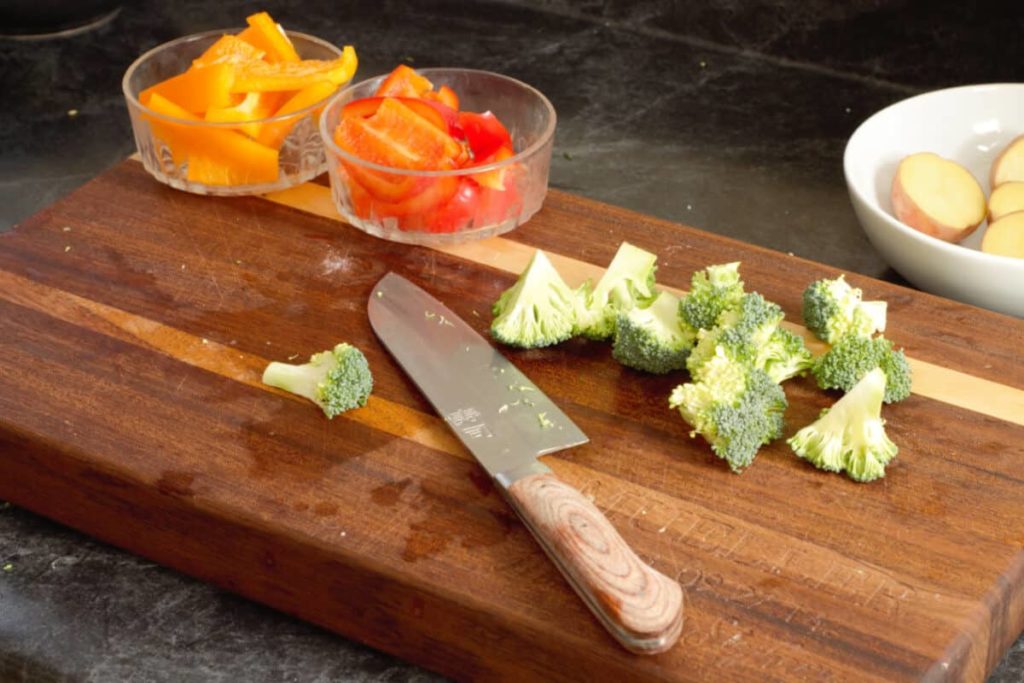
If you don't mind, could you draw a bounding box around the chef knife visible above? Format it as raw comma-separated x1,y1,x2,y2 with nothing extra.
367,272,683,655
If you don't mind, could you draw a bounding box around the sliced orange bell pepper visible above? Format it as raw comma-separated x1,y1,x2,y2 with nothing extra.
143,93,194,165
140,62,236,114
375,64,433,98
241,12,299,62
255,80,336,149
193,34,265,67
231,46,357,92
261,91,291,112
186,154,260,185
204,91,284,138
237,26,271,57
145,93,279,185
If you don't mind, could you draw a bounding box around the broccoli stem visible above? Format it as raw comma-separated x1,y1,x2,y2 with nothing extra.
262,361,326,404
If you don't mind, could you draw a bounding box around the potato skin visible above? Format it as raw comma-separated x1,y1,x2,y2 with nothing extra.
891,156,984,243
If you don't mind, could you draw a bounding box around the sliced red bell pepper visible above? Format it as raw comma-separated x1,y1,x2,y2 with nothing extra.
355,176,461,232
345,95,465,142
346,177,375,220
458,111,513,161
343,96,448,134
375,64,433,98
478,178,521,225
336,65,525,234
417,99,463,139
365,98,463,167
424,177,480,233
334,98,461,171
468,144,515,190
340,160,433,202
423,84,459,112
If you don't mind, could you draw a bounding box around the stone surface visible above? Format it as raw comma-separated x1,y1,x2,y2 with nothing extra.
0,0,1021,681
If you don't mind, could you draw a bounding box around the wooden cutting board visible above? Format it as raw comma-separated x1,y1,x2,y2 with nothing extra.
2,160,1023,682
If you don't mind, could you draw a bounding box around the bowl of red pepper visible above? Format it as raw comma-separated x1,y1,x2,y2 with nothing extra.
320,66,556,243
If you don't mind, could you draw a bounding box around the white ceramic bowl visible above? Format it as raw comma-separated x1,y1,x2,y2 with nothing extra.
844,83,1024,318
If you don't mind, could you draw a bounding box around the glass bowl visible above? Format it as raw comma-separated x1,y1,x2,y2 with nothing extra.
123,29,348,196
319,68,556,244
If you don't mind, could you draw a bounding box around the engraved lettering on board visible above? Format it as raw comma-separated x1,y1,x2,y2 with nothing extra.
580,474,922,621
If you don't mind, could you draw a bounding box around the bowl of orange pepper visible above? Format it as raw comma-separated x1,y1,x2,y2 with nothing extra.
123,12,357,195
320,66,557,243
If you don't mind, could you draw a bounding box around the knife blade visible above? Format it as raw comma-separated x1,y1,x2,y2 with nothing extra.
368,272,683,655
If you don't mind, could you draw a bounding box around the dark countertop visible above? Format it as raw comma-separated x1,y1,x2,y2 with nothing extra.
0,1,1021,680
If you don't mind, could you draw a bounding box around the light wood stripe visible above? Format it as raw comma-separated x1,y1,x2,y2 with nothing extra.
0,268,467,460
264,181,1024,428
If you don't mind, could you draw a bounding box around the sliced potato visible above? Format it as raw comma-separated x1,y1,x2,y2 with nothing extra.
981,211,1024,259
989,182,1024,222
891,152,987,243
990,135,1024,188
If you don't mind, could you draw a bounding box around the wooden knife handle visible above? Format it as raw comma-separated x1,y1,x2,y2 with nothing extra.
506,471,683,654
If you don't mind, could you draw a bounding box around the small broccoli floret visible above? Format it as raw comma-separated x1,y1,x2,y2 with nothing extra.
491,250,577,349
686,292,783,380
788,367,897,482
757,327,813,383
812,335,911,403
669,353,787,472
679,262,745,331
612,290,697,374
574,242,658,340
262,343,373,418
802,275,887,344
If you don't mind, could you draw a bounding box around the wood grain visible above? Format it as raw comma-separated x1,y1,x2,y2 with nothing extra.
1,160,1023,682
507,471,684,654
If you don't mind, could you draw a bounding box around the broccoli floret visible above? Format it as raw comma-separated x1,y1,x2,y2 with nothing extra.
669,353,787,472
788,367,897,482
679,262,745,331
491,250,577,348
802,275,887,344
574,242,658,340
757,327,813,383
686,292,783,380
812,335,911,403
262,343,373,418
612,290,697,374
